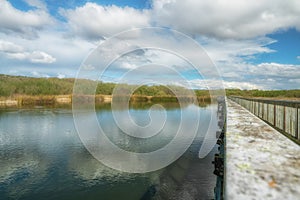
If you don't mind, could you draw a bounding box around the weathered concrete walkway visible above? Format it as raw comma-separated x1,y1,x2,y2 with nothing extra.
226,99,300,200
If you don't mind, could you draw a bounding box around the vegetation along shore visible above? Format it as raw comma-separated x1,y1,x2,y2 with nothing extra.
0,74,299,108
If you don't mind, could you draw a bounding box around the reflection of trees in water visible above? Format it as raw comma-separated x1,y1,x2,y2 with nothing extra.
67,149,125,182
67,148,162,188
148,143,217,200
0,150,49,199
0,109,74,199
94,101,210,111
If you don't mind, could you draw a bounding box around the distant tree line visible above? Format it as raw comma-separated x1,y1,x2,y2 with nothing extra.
1,74,299,98
226,89,300,98
0,74,193,97
0,74,74,96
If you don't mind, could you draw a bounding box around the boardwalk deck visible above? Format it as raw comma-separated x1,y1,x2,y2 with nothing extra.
226,99,300,200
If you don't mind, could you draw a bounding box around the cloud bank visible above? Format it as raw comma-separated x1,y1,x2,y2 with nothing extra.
0,0,299,89
59,3,150,40
0,0,54,39
0,40,56,63
152,0,300,39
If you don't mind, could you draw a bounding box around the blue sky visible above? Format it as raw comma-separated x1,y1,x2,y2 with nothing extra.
9,0,151,10
9,0,151,19
257,29,300,65
0,0,300,89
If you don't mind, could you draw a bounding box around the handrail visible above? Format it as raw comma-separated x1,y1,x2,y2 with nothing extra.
229,96,300,145
229,96,300,108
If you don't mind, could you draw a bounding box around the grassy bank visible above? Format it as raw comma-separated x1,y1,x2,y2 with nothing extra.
0,74,212,107
1,74,299,107
0,74,195,97
0,94,211,108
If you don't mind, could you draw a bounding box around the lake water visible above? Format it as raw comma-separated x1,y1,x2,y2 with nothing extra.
0,103,217,200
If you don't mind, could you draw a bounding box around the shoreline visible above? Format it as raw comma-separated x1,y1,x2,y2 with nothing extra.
0,94,211,108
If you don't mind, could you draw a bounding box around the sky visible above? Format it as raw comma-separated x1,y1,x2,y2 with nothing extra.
0,0,300,90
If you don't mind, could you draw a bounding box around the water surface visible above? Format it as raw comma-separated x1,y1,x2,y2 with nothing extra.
0,103,217,200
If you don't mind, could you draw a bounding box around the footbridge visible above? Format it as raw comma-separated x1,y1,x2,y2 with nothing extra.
214,97,300,199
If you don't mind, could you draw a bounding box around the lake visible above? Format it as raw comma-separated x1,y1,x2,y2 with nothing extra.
0,102,217,200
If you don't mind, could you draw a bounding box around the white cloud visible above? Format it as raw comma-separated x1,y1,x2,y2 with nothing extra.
201,36,276,63
29,51,56,63
185,60,300,90
82,64,96,70
24,0,47,10
60,3,150,40
0,0,53,38
31,71,50,78
0,40,24,53
223,81,262,90
6,52,28,60
297,56,300,60
187,79,262,90
250,62,300,78
0,39,56,64
0,29,94,76
217,62,300,89
190,36,300,89
57,73,66,79
6,51,56,64
152,0,300,39
56,0,300,41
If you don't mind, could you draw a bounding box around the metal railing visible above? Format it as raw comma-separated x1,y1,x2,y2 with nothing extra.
229,96,300,144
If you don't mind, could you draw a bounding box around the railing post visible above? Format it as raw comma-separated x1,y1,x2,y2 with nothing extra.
266,104,269,121
274,104,276,127
262,102,264,120
283,106,286,132
296,107,299,140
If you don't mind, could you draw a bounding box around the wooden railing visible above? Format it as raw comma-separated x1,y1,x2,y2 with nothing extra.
229,96,300,144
